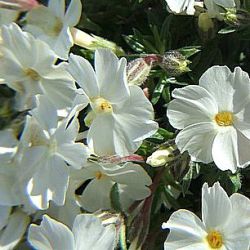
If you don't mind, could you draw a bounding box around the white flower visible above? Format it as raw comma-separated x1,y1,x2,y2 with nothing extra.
162,182,250,250
0,23,76,111
28,214,116,250
73,162,152,212
18,95,89,209
167,65,250,172
67,49,158,157
0,208,30,250
165,0,203,15
25,0,82,59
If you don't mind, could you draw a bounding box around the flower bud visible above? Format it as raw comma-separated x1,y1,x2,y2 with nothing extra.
71,28,124,56
146,146,177,167
224,8,238,26
224,8,250,27
160,51,191,77
198,12,214,32
127,55,160,86
0,0,39,11
127,58,151,86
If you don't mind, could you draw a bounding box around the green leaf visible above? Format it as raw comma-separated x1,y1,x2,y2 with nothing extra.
123,35,145,53
178,46,201,58
151,82,165,105
110,183,123,212
218,27,237,34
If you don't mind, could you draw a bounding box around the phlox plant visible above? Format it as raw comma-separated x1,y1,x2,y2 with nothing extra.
0,0,250,250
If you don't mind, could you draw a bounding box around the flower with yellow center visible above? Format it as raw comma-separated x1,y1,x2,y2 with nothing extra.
67,49,158,157
0,23,76,111
162,182,250,250
72,161,152,212
25,0,82,59
167,65,250,173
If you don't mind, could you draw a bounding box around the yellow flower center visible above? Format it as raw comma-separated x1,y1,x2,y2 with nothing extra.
24,68,41,81
206,230,223,249
90,97,113,114
214,111,234,126
52,19,63,36
95,171,106,180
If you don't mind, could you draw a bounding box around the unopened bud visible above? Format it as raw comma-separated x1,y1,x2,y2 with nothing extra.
224,8,250,27
71,28,124,56
127,55,160,86
224,8,238,26
198,12,214,32
160,51,191,77
0,0,39,11
146,146,177,167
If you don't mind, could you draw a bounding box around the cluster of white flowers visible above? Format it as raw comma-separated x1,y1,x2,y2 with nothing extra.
0,0,250,249
0,0,159,248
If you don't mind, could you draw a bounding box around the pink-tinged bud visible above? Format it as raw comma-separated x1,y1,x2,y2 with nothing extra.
97,154,144,164
0,0,39,11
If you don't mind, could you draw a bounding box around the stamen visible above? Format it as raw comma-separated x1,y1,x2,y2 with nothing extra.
206,230,223,249
90,97,113,114
214,111,233,126
24,68,41,81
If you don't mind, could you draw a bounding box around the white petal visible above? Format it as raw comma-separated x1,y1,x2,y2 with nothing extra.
235,131,250,168
0,167,21,206
231,67,250,113
202,182,232,230
41,75,76,109
73,214,116,250
0,206,11,231
0,210,30,250
68,53,99,97
1,23,34,67
64,0,82,27
78,178,113,212
166,0,195,15
199,66,234,111
28,214,75,250
212,127,239,172
30,95,58,132
234,102,250,139
87,114,117,156
53,26,73,60
110,86,158,155
57,143,89,169
176,122,217,163
167,85,217,129
95,49,130,103
28,155,69,209
110,162,152,186
163,210,206,249
222,194,250,249
48,0,65,19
